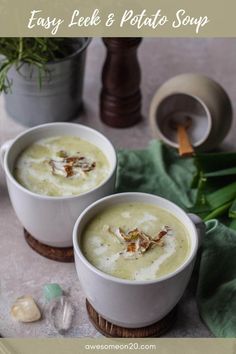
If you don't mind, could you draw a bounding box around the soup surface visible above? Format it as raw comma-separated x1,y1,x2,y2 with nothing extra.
81,202,191,281
14,136,110,196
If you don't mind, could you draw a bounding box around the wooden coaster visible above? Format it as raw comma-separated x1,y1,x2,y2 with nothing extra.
24,229,74,263
86,300,177,338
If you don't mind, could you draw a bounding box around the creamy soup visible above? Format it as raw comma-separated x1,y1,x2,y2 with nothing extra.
14,136,110,196
81,202,191,281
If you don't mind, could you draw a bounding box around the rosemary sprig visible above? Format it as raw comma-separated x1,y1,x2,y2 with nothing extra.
0,38,72,93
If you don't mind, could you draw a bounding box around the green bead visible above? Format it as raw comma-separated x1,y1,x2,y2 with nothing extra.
43,283,63,302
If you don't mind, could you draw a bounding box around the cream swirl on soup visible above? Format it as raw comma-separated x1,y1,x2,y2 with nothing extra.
14,136,110,196
81,202,191,281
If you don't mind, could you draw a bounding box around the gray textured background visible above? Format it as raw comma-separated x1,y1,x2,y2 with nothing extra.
1,38,236,337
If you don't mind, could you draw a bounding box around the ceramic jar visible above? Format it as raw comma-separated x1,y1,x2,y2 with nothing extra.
150,73,233,151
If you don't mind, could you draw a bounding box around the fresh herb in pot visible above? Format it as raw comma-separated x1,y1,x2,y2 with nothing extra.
0,38,74,93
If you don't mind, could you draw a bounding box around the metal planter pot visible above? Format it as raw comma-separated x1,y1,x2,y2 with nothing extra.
4,38,91,127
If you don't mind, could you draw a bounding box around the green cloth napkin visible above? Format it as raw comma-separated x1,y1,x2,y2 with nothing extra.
116,140,236,337
198,220,236,337
116,139,198,210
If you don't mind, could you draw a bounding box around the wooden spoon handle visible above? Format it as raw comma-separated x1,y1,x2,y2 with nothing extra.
177,124,195,157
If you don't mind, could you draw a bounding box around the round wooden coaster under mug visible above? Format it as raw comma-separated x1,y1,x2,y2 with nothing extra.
86,300,177,338
150,73,233,153
24,229,74,263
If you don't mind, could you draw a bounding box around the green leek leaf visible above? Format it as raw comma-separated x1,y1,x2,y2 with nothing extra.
229,199,236,219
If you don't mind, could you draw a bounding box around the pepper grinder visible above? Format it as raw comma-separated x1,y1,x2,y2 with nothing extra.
100,38,142,128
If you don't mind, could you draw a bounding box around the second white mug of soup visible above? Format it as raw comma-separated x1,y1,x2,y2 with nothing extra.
0,123,117,247
73,192,205,328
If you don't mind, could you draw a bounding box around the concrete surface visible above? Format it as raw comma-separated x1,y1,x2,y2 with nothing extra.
1,38,236,337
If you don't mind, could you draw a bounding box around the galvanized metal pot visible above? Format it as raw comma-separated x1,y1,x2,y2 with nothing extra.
4,38,90,127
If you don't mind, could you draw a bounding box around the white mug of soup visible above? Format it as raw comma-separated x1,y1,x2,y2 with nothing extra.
73,192,205,328
0,123,117,247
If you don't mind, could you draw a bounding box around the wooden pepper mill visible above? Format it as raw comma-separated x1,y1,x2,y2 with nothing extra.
100,38,142,128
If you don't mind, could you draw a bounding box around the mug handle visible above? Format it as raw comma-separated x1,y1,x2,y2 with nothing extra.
0,139,13,168
188,213,205,247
